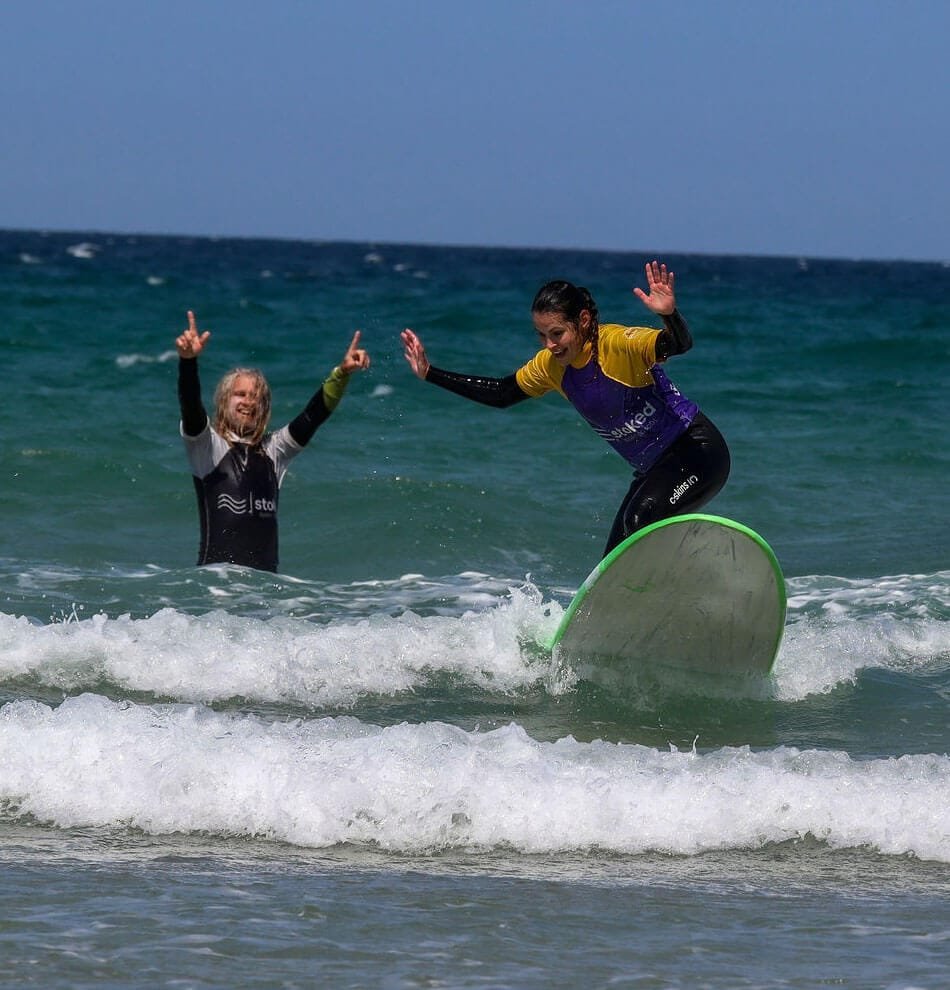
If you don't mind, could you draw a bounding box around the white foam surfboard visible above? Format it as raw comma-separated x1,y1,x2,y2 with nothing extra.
550,514,786,677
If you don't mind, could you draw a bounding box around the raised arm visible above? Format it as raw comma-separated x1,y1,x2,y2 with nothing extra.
633,261,692,361
288,330,371,446
400,328,528,408
176,310,210,436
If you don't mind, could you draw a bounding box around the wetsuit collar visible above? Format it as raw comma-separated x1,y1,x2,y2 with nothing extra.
569,340,594,370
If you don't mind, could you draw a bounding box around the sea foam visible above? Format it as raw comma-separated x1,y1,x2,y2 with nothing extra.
1,694,947,862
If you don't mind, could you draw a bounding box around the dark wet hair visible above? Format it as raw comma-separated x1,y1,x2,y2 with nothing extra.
531,280,601,364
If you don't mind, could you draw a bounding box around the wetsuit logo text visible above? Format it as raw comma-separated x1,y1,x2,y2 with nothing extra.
669,475,699,505
216,494,275,515
596,401,657,443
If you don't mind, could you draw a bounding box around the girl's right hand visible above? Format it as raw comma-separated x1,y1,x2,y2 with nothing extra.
401,328,430,380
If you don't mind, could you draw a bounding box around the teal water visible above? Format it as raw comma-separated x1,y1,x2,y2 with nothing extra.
2,230,949,988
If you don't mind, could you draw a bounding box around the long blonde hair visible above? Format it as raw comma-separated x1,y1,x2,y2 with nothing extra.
212,368,272,446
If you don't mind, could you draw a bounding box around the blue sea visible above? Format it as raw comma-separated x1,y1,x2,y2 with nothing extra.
2,229,948,988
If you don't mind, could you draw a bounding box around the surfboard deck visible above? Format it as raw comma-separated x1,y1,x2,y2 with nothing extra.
550,514,786,678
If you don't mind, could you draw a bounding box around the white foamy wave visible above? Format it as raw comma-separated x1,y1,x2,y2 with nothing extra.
1,694,947,861
0,586,561,706
786,571,950,613
4,565,946,708
773,572,950,700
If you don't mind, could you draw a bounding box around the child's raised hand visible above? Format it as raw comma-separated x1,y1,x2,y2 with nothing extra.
340,330,371,374
176,311,211,358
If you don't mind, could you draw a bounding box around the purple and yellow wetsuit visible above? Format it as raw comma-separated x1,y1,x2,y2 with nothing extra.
516,322,698,474
425,310,730,557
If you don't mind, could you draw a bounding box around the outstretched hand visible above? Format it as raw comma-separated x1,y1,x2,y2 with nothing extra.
176,311,210,358
340,330,371,375
400,328,430,380
632,261,676,316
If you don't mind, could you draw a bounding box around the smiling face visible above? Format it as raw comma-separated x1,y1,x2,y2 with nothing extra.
225,374,261,434
213,368,272,444
532,309,591,366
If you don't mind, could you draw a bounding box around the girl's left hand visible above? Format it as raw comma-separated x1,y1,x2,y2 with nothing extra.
633,261,676,316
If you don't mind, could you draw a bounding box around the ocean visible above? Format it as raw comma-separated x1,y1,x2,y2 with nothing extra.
1,229,948,988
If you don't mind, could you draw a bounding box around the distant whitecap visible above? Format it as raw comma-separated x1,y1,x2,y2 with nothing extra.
115,350,177,368
66,242,99,259
19,253,42,264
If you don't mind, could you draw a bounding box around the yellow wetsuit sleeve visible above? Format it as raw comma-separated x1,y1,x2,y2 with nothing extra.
515,348,569,397
321,365,350,412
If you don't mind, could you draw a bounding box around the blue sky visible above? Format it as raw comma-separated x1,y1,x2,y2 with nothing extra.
3,0,947,260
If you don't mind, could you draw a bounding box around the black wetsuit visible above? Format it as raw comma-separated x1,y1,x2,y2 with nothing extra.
177,357,340,572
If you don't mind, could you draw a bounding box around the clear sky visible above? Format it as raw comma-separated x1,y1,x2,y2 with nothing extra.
3,0,948,261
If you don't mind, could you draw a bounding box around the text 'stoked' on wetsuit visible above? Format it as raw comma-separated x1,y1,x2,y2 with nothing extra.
177,357,350,572
422,310,730,558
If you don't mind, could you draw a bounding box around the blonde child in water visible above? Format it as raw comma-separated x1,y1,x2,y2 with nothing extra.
176,311,370,572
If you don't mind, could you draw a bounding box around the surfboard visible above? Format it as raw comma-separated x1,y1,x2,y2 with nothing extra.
550,514,786,679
